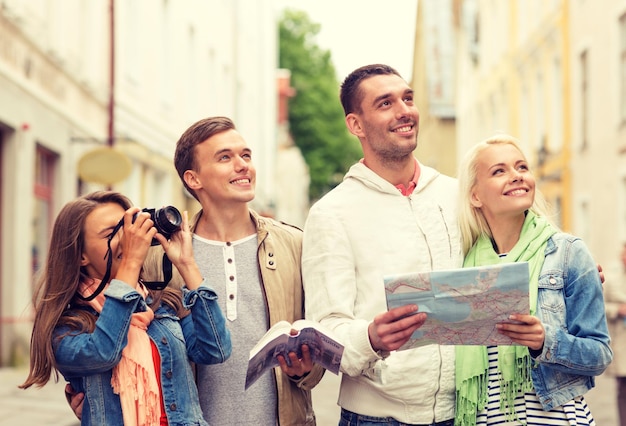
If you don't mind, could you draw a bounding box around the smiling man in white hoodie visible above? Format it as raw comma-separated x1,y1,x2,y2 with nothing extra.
302,64,461,426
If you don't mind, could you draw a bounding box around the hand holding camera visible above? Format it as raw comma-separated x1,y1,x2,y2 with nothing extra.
134,206,183,245
125,205,202,290
150,207,204,290
117,206,183,281
139,206,196,269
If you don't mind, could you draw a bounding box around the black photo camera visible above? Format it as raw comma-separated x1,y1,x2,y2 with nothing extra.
136,206,183,245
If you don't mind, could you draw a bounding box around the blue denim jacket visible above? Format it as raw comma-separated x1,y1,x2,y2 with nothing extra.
531,233,613,410
54,279,232,426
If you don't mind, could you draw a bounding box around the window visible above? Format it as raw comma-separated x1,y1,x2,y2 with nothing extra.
520,81,530,151
580,50,589,150
32,145,58,282
551,57,563,150
621,175,626,242
553,196,562,230
0,128,3,334
536,72,545,151
160,0,172,109
577,198,590,243
124,0,140,84
619,13,626,123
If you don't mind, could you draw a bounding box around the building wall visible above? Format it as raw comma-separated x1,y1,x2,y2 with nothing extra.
412,0,458,178
0,0,279,366
455,0,571,229
454,0,626,284
569,0,626,280
0,0,112,365
274,69,309,228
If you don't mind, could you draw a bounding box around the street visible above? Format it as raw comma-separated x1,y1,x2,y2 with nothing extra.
0,366,618,425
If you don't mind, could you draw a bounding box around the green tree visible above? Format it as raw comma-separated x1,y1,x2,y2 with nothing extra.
278,9,362,201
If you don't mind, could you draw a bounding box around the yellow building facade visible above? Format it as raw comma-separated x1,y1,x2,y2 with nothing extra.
455,0,573,230
451,0,626,276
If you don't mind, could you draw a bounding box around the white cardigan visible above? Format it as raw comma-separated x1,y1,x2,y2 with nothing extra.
302,160,462,424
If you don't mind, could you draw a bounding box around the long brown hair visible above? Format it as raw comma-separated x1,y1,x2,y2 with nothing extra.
20,191,186,389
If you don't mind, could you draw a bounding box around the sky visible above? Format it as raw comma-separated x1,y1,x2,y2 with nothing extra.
272,0,418,81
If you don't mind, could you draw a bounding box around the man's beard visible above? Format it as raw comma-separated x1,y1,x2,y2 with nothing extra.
375,139,417,166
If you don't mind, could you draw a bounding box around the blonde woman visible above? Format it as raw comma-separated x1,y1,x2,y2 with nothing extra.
455,135,612,425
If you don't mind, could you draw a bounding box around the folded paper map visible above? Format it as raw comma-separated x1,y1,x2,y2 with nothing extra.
384,262,529,350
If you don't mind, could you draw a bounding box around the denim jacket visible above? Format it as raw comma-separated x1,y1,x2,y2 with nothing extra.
531,233,613,410
54,279,232,426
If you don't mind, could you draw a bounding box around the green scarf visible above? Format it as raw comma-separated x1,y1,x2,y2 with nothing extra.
454,211,557,426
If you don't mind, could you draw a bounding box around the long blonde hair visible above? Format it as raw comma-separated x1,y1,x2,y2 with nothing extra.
457,134,554,254
20,191,186,389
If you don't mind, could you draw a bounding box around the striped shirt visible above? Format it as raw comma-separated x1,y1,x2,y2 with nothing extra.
476,345,595,425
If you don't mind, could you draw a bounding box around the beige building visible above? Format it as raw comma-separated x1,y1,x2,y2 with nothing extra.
568,0,626,277
455,1,571,228
411,0,458,177
275,69,310,228
453,0,626,279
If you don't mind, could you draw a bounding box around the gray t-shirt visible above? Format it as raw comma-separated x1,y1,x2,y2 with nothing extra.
193,234,277,425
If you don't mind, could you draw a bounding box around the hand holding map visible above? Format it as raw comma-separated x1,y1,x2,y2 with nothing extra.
384,262,529,350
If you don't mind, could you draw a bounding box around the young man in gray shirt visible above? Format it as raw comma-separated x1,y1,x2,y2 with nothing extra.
174,116,324,425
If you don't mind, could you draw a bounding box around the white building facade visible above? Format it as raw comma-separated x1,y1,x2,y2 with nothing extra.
0,0,280,366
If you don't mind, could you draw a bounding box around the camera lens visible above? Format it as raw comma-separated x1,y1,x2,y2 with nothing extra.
154,206,182,235
164,208,180,225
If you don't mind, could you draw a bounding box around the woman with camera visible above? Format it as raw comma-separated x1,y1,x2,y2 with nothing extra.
21,191,231,426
